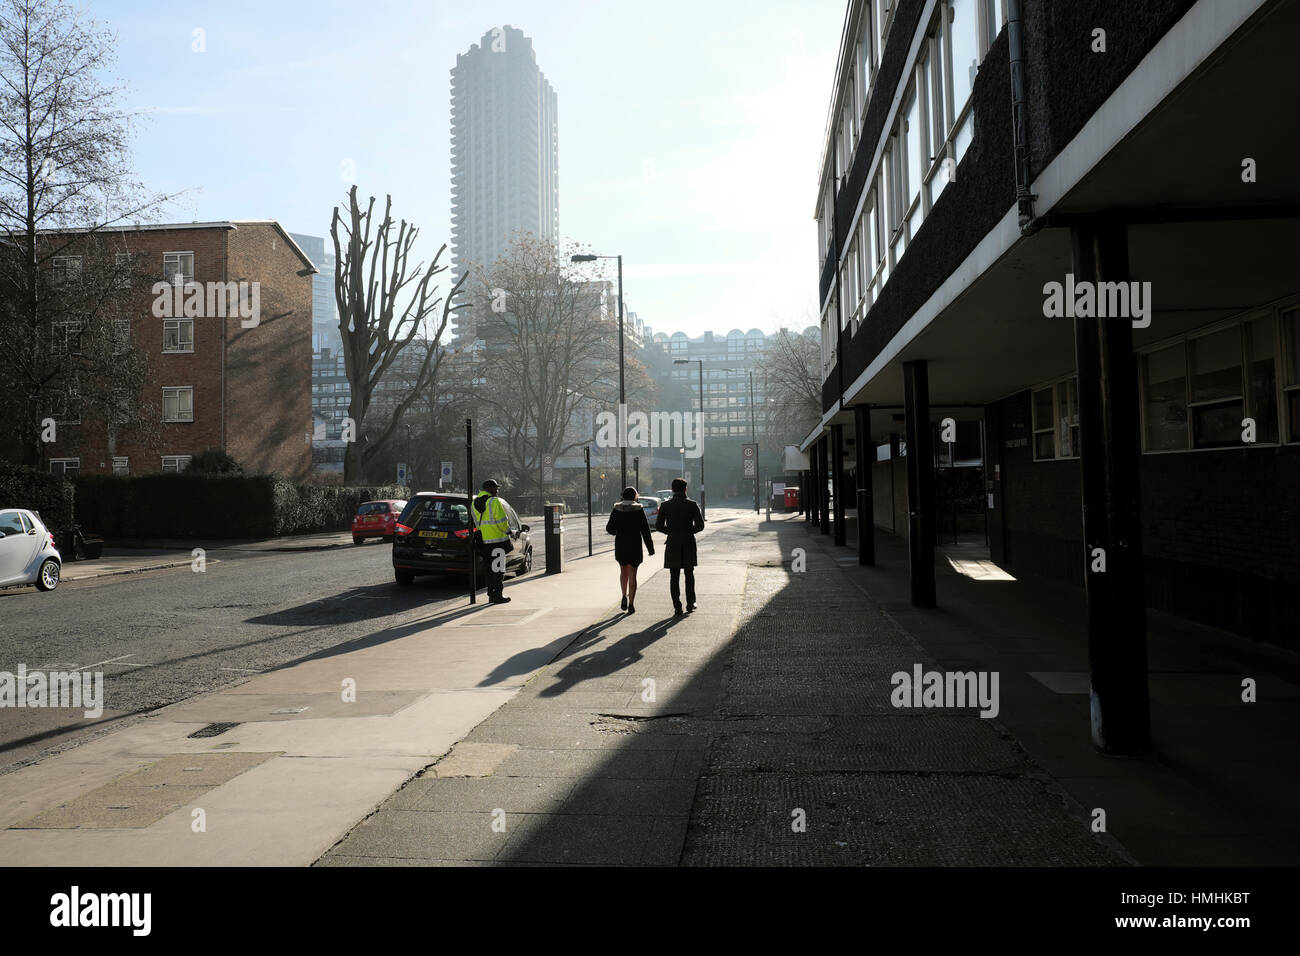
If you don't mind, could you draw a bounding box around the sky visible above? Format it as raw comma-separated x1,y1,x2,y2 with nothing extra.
92,0,846,339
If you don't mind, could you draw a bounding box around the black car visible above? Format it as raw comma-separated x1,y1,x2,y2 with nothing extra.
391,492,534,585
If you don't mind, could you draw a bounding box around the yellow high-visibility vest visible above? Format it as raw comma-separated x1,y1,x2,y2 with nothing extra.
474,493,510,543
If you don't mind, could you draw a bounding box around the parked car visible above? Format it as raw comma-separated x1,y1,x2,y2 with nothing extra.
352,499,408,545
653,488,676,500
391,492,533,584
0,508,62,591
637,496,662,522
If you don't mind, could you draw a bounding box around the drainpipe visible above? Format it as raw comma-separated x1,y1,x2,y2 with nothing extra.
1008,0,1041,235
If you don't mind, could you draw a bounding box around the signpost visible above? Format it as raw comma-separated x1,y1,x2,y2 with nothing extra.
541,454,554,483
742,442,758,513
440,460,452,488
397,462,407,485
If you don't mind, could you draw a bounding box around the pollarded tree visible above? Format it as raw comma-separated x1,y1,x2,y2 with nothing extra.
330,185,466,483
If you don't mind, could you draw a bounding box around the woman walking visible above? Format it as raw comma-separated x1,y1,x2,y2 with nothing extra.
606,487,654,614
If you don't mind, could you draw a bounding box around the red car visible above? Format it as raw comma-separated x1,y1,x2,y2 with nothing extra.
352,499,408,545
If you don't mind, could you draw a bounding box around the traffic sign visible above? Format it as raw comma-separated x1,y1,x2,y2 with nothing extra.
397,462,408,483
440,461,453,479
542,454,554,483
742,442,757,478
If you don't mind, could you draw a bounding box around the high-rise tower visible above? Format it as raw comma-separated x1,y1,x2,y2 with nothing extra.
450,25,559,342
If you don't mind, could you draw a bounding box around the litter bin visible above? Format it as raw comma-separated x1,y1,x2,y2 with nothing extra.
543,502,564,575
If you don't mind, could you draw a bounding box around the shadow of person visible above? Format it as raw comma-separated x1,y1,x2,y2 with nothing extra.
537,614,686,698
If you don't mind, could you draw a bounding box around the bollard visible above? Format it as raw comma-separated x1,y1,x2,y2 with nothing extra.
543,502,565,575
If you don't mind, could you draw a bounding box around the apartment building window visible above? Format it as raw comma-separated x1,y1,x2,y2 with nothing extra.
163,252,194,284
52,256,81,284
903,85,924,239
948,0,980,115
1285,306,1300,442
46,380,81,425
49,458,80,475
50,320,83,355
876,0,893,44
856,8,874,108
163,318,194,353
161,455,192,473
1031,377,1078,461
1141,313,1283,450
162,386,194,423
112,457,129,476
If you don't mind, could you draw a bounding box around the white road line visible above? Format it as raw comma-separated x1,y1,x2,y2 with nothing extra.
73,654,132,671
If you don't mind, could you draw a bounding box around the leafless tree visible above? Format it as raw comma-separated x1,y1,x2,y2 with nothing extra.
468,234,652,506
0,0,175,466
331,185,466,483
759,325,823,450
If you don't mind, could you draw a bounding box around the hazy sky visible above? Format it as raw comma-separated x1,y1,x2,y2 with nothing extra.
93,0,845,338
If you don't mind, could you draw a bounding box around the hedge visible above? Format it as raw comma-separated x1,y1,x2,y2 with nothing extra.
0,465,75,534
72,474,409,540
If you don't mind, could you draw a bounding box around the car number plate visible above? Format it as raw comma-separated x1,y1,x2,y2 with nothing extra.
419,530,448,539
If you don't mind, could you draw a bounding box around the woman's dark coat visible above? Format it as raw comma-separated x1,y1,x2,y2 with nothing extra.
654,492,705,568
606,500,654,567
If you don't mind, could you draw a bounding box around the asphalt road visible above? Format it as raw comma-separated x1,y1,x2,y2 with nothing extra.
0,527,616,773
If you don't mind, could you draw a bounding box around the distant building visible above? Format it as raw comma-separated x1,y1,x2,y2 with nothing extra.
35,221,314,479
288,231,339,353
450,24,559,342
658,329,776,439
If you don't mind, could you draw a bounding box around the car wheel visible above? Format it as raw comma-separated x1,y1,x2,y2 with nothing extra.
36,558,60,591
395,569,415,585
516,546,533,577
353,536,364,545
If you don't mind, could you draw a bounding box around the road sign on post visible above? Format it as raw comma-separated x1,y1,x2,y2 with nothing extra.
441,461,452,484
742,443,757,478
397,463,408,484
542,454,554,483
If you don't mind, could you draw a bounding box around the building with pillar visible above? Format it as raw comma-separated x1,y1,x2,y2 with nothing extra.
802,0,1300,692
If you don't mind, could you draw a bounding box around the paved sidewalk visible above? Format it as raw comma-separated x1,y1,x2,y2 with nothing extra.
319,511,1124,865
0,516,715,865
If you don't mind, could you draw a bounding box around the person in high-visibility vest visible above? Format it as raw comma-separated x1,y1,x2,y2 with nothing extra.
473,478,513,604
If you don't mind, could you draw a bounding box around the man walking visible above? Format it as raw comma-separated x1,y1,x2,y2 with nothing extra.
473,478,512,604
655,477,705,617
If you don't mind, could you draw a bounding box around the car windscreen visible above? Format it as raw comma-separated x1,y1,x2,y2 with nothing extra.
400,497,469,530
357,502,389,515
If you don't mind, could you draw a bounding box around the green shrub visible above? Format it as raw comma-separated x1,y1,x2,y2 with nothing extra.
0,464,75,534
185,448,243,475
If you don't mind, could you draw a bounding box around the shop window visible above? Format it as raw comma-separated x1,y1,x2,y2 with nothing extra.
1245,315,1278,444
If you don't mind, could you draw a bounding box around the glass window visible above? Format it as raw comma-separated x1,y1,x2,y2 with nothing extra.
1055,378,1079,458
163,387,194,422
112,457,129,476
1188,327,1243,449
0,511,24,537
1284,306,1300,386
904,88,923,213
163,252,194,284
163,319,194,352
948,0,979,113
1031,386,1055,459
1143,344,1188,451
1244,316,1278,444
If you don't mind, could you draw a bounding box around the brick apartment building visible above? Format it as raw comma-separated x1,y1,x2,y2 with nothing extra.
37,220,315,480
799,0,1299,747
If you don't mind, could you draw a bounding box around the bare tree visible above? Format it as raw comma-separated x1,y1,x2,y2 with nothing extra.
759,325,823,450
0,0,175,466
469,234,641,506
331,185,465,483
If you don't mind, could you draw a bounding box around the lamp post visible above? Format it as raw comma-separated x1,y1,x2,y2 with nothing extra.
674,357,705,518
571,253,626,490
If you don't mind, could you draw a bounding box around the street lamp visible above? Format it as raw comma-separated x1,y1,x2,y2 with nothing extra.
674,357,705,518
571,253,626,491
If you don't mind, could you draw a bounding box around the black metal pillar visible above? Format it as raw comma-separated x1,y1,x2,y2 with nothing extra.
818,437,831,535
903,361,936,608
831,424,846,546
854,404,874,565
1071,220,1150,755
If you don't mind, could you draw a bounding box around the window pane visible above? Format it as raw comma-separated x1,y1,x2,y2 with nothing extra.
1245,316,1278,443
1032,386,1053,431
1193,401,1243,448
1055,380,1078,457
1189,327,1242,402
905,90,922,209
949,0,979,110
1283,306,1300,386
1143,345,1188,450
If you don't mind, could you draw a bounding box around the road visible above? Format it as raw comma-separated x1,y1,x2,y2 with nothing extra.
0,523,616,772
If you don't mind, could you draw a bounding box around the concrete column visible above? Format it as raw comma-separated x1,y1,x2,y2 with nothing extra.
831,424,846,546
854,404,874,565
818,437,831,535
1071,221,1150,755
903,361,936,608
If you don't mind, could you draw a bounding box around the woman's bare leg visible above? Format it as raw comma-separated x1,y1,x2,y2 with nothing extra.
627,568,638,602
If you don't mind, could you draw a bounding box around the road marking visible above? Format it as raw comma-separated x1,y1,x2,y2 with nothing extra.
73,654,134,671
219,667,262,673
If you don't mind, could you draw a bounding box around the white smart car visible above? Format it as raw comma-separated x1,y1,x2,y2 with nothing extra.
0,508,62,591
